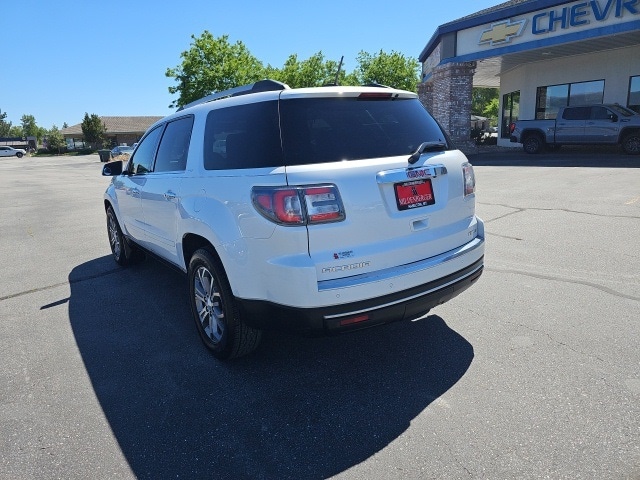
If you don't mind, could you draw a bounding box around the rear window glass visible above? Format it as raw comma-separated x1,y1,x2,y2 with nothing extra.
203,96,448,169
279,97,448,166
204,101,283,170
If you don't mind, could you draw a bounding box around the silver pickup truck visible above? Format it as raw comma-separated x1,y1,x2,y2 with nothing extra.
510,104,640,154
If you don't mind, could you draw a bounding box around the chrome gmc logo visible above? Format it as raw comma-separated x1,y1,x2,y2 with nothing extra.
407,169,429,179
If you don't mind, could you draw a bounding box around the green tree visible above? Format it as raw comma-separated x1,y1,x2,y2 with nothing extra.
0,109,12,137
265,52,343,88
46,125,66,153
21,115,38,139
165,31,265,108
472,87,499,118
81,113,107,149
482,97,499,119
351,50,420,92
8,125,22,137
166,33,423,107
36,126,48,143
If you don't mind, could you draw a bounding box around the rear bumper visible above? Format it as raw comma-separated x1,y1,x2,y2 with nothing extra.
236,256,483,335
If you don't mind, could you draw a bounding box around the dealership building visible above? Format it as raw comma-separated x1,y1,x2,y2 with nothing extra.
418,0,640,149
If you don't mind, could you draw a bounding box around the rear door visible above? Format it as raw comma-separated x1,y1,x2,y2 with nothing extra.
555,107,588,143
279,90,476,282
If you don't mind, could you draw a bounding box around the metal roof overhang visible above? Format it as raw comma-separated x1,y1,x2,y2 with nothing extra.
420,0,640,88
469,25,640,87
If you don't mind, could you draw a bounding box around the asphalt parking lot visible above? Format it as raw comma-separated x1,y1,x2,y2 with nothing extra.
1,149,639,479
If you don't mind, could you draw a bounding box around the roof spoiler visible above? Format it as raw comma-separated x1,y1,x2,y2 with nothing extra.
177,79,289,111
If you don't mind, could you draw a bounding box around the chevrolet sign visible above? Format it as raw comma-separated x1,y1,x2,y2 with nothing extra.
476,0,640,47
479,19,527,46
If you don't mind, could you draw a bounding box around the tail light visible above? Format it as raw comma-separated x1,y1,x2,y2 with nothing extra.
358,92,394,100
509,123,516,133
252,185,345,225
462,162,476,197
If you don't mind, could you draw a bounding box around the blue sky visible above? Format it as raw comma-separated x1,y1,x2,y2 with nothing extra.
1,0,499,130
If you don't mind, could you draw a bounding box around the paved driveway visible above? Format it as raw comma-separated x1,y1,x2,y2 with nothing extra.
0,152,638,479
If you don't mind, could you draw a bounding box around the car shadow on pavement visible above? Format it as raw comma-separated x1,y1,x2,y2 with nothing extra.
68,256,474,480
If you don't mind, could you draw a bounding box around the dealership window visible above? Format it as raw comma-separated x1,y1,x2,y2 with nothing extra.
570,80,604,105
628,76,640,114
536,80,604,119
536,84,568,119
501,91,519,138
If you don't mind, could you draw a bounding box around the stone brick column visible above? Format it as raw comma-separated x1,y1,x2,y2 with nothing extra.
417,82,433,115
419,61,477,154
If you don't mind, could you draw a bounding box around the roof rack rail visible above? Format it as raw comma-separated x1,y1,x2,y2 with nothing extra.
177,79,289,111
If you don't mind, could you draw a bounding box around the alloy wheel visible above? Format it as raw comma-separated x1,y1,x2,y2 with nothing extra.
193,266,225,343
107,211,121,259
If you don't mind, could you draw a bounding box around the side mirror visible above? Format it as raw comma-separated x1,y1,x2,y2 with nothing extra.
102,160,124,176
609,113,618,122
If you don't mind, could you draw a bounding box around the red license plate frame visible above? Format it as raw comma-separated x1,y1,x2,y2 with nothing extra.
394,179,435,211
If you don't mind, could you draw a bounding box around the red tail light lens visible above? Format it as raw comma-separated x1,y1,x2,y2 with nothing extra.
303,186,344,223
273,189,304,224
462,162,476,197
252,185,345,226
339,314,370,326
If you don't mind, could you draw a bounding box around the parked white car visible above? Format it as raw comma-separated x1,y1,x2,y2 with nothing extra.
0,146,26,158
102,80,485,359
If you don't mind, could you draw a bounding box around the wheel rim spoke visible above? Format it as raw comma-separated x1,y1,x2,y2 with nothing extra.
194,281,207,304
108,214,121,257
194,265,225,343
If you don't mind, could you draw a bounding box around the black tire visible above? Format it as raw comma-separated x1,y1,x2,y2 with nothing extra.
522,134,544,154
16,152,23,158
106,206,143,266
188,248,261,360
621,132,640,155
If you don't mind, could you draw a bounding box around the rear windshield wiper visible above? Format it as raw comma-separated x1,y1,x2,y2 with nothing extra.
408,141,447,164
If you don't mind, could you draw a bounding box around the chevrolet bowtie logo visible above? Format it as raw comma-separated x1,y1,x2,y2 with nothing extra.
479,19,527,46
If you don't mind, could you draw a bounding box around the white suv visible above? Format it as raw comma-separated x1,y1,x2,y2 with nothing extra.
102,80,485,359
0,146,26,158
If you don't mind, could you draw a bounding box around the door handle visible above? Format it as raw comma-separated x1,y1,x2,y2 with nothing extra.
164,190,177,201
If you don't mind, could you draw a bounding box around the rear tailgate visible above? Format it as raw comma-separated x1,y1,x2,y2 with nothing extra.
278,88,479,283
285,151,477,282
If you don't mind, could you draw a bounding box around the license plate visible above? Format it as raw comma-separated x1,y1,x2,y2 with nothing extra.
394,179,435,211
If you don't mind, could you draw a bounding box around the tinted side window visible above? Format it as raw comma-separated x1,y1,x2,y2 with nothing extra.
562,107,590,120
130,125,163,174
590,106,610,120
203,101,283,170
280,97,448,166
154,116,194,172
